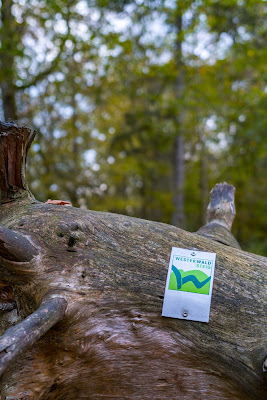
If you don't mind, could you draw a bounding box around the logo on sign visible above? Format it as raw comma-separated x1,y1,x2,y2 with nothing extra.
169,266,211,295
168,256,212,295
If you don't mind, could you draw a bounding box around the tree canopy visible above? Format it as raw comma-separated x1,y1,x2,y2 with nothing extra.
0,0,266,255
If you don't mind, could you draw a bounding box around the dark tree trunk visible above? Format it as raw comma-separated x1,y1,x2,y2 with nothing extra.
0,0,18,120
0,122,266,400
172,134,185,227
200,134,208,224
172,9,185,228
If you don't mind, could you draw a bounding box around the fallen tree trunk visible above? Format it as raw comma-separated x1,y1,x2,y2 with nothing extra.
0,122,266,400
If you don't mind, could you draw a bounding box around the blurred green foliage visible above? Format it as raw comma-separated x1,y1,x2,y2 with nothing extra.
0,0,266,255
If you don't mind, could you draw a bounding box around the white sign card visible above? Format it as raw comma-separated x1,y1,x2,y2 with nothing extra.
162,247,216,323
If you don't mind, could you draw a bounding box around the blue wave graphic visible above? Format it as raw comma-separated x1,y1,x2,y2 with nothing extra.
172,265,211,290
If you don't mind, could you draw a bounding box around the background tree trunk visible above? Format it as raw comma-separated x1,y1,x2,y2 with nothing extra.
0,0,18,120
200,133,208,224
172,5,186,228
0,122,266,400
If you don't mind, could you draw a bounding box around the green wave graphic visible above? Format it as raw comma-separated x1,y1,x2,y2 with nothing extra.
169,266,211,295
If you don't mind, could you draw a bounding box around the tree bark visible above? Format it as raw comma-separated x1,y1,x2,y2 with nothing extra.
0,122,266,400
0,121,36,202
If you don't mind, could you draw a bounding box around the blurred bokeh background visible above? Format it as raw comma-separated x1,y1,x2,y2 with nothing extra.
0,0,266,255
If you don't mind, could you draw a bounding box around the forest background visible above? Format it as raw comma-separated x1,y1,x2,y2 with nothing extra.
0,0,266,255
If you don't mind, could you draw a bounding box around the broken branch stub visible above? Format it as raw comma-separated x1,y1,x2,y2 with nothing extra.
0,224,38,262
0,297,67,377
206,182,236,230
0,121,36,203
197,182,241,249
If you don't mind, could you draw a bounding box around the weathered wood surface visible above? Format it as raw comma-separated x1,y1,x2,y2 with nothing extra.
0,122,266,400
0,198,266,400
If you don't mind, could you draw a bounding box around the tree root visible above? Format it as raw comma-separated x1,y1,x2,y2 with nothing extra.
0,297,67,377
